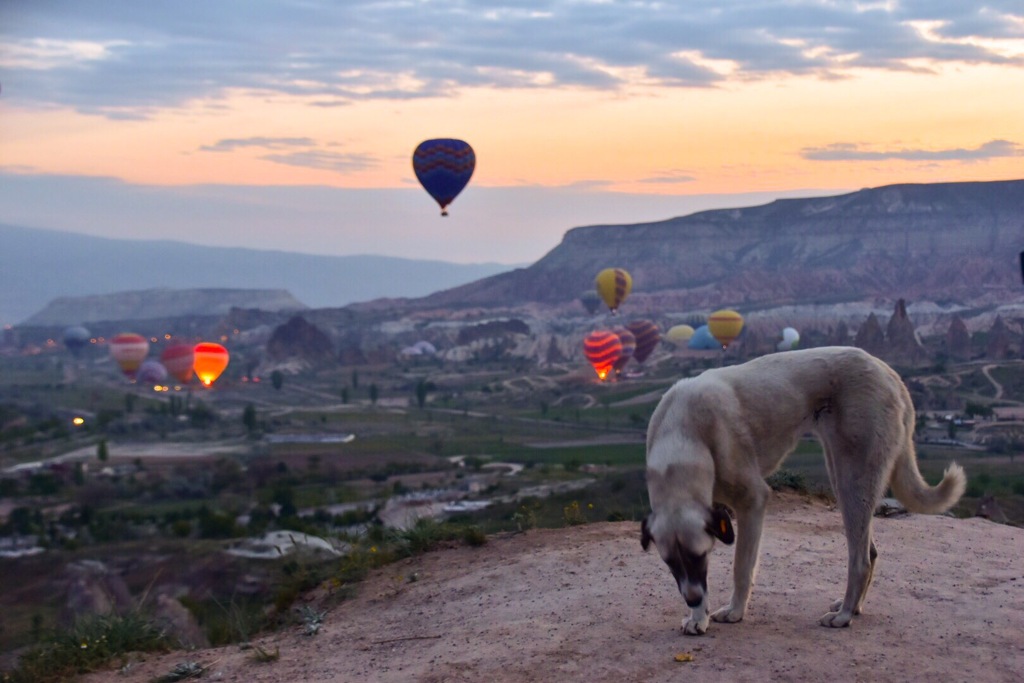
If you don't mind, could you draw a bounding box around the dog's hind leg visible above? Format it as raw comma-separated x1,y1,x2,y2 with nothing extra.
820,452,884,628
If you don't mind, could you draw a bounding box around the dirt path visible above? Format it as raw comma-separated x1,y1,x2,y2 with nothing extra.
83,493,1023,683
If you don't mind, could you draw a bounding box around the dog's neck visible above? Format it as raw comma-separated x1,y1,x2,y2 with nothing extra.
646,459,714,510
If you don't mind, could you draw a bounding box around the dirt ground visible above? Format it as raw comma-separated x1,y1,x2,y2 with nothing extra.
83,493,1023,683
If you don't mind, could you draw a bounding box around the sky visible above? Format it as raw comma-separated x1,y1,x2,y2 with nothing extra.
2,0,1023,265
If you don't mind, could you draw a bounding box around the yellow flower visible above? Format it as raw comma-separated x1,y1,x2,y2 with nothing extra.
370,546,377,553
587,503,593,509
80,642,88,649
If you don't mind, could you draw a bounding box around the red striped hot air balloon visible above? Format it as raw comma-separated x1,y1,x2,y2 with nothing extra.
109,333,150,379
193,342,230,387
708,309,745,349
594,268,632,314
612,327,636,374
161,342,195,384
583,330,622,381
625,319,660,364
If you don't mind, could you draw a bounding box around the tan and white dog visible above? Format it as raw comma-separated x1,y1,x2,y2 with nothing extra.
641,346,966,634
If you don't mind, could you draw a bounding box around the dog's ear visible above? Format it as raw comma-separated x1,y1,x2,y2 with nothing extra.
707,506,735,545
640,516,653,551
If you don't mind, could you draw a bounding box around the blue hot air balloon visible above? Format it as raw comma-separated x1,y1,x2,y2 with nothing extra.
687,325,721,350
412,139,475,216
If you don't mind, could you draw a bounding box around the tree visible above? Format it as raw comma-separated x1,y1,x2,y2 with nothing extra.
97,439,109,462
415,378,429,409
340,387,349,404
271,370,284,391
242,403,257,434
369,383,379,405
351,369,359,389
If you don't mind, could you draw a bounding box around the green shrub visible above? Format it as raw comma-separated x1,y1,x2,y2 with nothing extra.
766,469,808,493
3,611,170,683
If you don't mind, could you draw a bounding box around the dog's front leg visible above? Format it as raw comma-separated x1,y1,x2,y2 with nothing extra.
712,487,768,624
682,596,711,635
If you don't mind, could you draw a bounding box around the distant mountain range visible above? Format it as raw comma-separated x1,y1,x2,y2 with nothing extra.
0,225,514,325
23,288,307,326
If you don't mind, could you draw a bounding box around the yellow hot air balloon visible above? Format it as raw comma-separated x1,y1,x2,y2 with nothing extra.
109,332,150,379
595,268,632,314
707,309,744,348
665,324,695,343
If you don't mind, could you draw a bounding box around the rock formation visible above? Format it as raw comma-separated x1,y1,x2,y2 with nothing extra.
986,315,1013,359
853,313,886,356
266,315,335,363
886,299,928,365
946,316,971,361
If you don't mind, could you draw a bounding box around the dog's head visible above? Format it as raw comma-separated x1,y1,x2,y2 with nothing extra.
641,505,734,607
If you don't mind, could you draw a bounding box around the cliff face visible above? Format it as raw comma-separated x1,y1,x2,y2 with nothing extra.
415,180,1024,312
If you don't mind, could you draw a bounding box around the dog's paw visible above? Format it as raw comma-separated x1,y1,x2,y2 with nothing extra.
829,598,862,616
819,609,853,628
710,604,745,624
682,615,710,636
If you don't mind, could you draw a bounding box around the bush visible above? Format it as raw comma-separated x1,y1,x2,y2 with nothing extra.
766,469,808,493
3,611,171,683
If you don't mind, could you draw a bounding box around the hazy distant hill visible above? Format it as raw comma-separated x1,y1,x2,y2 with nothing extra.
23,288,307,326
411,180,1024,313
0,225,513,325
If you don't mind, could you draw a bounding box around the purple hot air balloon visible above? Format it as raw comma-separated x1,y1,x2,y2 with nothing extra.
412,139,475,216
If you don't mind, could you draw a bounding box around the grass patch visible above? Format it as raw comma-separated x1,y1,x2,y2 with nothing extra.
2,611,172,683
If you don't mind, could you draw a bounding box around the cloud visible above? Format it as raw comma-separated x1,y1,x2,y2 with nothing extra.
638,170,698,185
260,150,378,173
200,137,317,152
5,2,1023,118
801,139,1024,161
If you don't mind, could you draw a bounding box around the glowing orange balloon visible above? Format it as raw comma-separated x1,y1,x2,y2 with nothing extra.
193,342,229,386
583,330,622,381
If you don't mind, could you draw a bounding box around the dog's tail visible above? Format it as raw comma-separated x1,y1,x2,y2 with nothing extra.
889,446,966,514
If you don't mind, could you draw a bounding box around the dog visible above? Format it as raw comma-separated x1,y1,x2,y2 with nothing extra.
640,346,966,634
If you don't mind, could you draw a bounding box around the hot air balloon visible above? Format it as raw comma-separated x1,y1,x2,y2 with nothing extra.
708,309,744,349
109,333,150,379
412,138,475,216
136,359,168,385
193,342,229,387
63,326,91,357
665,324,695,344
626,319,660,364
161,342,195,384
687,325,721,350
595,268,632,314
777,327,800,351
612,327,636,373
583,330,622,381
579,291,602,315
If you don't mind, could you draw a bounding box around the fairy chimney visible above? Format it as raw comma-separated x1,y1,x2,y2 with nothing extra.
986,316,1013,359
886,299,928,364
853,313,886,357
946,316,971,361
